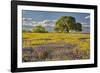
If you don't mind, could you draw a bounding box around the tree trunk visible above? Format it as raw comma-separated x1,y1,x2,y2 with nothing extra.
66,29,69,33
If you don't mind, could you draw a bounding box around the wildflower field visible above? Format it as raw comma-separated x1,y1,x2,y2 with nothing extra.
22,32,90,62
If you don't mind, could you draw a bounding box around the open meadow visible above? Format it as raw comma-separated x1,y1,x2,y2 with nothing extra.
22,32,90,62
22,11,90,62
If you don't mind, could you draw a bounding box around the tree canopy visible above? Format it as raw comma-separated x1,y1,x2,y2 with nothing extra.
54,16,82,32
75,23,82,31
32,25,48,33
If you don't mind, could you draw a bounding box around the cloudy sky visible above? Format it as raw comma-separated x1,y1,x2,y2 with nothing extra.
22,10,90,32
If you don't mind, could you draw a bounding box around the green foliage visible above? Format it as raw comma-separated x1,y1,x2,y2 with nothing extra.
54,16,76,32
75,23,82,31
54,16,82,32
32,25,48,33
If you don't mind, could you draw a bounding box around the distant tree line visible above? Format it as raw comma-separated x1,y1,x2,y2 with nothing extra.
32,16,82,33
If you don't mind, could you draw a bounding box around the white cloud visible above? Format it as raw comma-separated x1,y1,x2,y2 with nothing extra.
41,20,56,27
81,23,90,28
85,15,90,19
81,22,87,25
82,24,90,28
22,18,56,28
22,17,33,21
22,17,33,26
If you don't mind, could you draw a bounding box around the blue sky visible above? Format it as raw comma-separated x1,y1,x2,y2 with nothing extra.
22,10,90,25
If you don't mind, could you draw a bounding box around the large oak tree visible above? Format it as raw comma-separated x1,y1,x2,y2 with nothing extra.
54,16,82,32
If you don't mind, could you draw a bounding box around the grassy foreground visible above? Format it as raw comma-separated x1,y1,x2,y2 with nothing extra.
22,32,90,62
